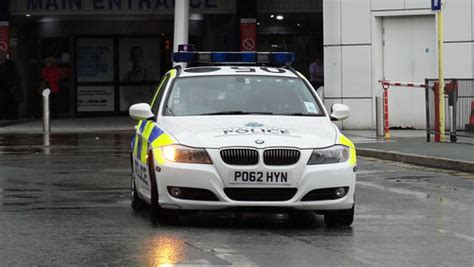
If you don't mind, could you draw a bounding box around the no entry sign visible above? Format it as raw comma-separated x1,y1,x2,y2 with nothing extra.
240,18,257,51
0,21,9,53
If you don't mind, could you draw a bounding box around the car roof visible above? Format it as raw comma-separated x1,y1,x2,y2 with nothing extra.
178,66,299,78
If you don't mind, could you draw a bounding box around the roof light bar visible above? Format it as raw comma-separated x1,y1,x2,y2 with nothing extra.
172,47,295,66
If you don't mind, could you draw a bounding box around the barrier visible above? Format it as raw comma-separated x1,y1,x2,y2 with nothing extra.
425,79,474,142
466,101,474,132
378,80,425,139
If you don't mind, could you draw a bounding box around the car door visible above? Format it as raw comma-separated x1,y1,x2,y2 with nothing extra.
134,73,173,197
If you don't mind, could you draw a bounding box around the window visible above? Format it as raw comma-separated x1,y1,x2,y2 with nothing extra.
164,75,323,116
151,74,171,115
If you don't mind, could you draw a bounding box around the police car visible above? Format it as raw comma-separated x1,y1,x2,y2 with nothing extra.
129,47,357,227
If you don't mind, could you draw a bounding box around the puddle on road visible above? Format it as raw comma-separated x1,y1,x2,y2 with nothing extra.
0,146,43,154
0,133,132,156
388,175,432,182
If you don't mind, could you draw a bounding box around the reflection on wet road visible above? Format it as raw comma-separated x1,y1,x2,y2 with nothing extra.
0,133,473,266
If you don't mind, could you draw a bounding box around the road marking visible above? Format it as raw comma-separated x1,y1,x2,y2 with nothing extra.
357,181,428,198
439,229,474,242
454,232,474,242
187,241,259,266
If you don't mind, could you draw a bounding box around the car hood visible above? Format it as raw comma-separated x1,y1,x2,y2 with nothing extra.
158,116,338,149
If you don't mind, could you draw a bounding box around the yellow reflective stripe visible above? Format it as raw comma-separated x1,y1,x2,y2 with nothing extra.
133,120,143,157
133,134,139,157
150,69,177,106
150,76,168,106
151,133,175,165
169,69,177,78
339,134,357,165
154,149,166,165
140,121,155,164
151,133,174,148
295,70,304,78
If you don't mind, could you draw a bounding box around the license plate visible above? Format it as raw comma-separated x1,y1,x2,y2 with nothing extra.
231,171,289,184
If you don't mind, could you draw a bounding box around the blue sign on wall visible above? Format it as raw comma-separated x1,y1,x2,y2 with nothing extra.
431,0,442,11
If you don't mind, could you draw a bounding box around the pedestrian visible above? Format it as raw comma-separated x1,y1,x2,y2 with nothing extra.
41,57,61,118
0,43,22,120
309,56,324,91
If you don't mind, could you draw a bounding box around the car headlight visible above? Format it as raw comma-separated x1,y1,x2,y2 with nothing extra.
307,145,350,165
162,145,212,164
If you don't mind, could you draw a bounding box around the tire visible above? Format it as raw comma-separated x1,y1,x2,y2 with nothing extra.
324,205,354,227
131,175,147,211
148,152,179,225
131,154,146,212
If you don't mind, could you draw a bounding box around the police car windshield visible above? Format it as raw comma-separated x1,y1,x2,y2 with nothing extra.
164,75,323,116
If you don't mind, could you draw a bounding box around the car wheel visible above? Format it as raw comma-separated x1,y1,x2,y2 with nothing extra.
131,175,146,212
324,204,354,227
148,152,179,225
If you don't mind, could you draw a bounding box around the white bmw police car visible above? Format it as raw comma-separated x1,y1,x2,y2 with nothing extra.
129,49,357,227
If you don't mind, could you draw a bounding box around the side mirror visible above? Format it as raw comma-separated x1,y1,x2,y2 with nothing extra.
330,104,350,121
129,103,155,121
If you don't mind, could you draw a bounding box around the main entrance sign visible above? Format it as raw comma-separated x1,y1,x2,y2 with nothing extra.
11,0,236,15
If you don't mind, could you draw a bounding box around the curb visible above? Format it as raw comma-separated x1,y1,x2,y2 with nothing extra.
0,119,39,128
357,148,474,173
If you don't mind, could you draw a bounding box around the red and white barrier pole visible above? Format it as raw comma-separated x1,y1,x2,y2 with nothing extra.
378,80,425,140
379,81,425,88
383,89,390,139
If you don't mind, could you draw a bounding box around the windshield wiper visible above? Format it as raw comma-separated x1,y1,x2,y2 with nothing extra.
165,105,175,116
200,111,274,115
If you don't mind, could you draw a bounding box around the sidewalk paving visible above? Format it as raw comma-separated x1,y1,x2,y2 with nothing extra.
0,119,39,128
0,117,472,173
344,130,474,173
0,116,135,134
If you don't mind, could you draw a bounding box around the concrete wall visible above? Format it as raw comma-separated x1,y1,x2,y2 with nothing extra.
323,0,474,129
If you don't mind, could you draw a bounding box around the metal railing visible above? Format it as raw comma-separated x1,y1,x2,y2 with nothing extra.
425,79,474,142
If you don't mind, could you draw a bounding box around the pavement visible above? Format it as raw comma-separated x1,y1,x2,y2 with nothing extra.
1,131,473,265
0,116,136,134
0,119,39,128
0,117,472,173
344,130,474,173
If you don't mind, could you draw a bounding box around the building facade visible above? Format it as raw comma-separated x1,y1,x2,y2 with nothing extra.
4,0,322,119
323,0,474,129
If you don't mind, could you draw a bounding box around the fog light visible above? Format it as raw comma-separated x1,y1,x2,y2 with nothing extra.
334,187,346,198
169,187,182,198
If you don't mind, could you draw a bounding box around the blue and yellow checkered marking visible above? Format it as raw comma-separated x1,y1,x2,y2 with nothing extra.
132,120,174,164
132,69,178,164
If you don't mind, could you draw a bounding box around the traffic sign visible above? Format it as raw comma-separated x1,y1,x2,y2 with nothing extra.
431,0,441,11
240,18,257,51
242,38,256,51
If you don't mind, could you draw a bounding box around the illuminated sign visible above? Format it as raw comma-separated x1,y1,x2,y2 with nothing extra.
10,0,236,15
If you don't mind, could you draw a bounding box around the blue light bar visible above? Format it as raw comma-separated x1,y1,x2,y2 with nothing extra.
212,52,256,63
272,53,296,65
172,50,295,66
172,52,197,63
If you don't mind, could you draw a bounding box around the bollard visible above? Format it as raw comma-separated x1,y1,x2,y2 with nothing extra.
375,95,384,137
448,105,456,143
42,89,51,132
43,133,50,155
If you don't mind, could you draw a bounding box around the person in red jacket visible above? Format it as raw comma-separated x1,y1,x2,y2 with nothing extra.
41,57,61,117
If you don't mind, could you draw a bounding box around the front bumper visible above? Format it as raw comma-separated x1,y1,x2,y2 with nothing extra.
153,149,356,211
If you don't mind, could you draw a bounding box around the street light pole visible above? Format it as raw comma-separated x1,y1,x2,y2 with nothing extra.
173,0,189,67
437,1,445,142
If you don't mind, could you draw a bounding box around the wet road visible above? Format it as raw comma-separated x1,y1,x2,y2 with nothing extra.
0,133,473,266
